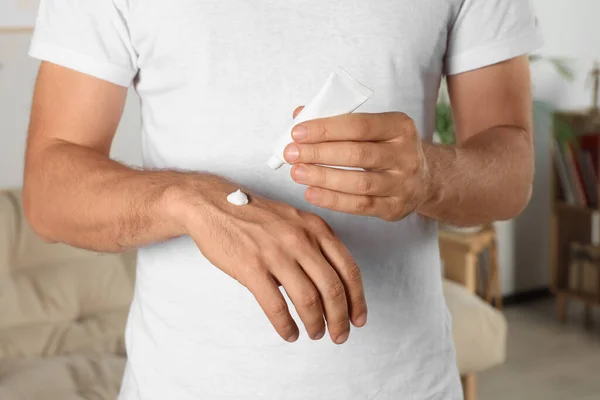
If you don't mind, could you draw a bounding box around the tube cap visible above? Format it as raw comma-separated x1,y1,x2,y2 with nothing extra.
267,154,285,170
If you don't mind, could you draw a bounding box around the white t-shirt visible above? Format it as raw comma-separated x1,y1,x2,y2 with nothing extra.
30,1,542,399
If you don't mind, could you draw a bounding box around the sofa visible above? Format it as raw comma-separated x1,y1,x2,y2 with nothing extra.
0,188,506,400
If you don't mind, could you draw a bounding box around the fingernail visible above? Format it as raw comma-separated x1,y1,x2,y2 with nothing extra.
292,126,308,141
284,144,300,162
293,166,308,182
286,330,299,343
306,188,322,202
335,330,350,345
354,313,367,327
312,330,325,341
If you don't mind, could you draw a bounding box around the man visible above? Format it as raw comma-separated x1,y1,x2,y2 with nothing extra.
24,0,541,398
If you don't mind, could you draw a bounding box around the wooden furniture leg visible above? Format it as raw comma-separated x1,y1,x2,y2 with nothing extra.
557,293,567,324
461,374,477,400
439,243,478,294
485,240,503,310
484,259,494,305
584,304,593,328
463,252,478,294
492,240,502,310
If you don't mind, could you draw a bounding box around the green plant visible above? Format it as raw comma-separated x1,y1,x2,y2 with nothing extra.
435,73,455,145
435,101,455,145
529,55,575,81
554,118,579,147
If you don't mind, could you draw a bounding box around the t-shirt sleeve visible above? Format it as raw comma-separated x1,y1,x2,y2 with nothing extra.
444,0,543,76
29,0,138,87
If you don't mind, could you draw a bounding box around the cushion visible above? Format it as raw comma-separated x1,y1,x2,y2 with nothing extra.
444,279,507,374
0,189,136,359
0,353,126,400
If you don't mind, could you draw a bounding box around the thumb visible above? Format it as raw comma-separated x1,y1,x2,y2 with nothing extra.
292,106,305,119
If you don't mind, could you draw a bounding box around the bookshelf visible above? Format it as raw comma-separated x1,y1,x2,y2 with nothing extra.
551,110,600,323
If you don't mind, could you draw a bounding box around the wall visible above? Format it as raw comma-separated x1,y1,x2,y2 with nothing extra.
1,0,597,294
532,0,600,110
504,0,600,295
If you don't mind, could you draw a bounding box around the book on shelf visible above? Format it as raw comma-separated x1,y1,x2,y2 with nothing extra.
579,133,600,174
554,139,576,205
554,134,600,208
576,149,599,208
577,132,600,208
563,144,588,207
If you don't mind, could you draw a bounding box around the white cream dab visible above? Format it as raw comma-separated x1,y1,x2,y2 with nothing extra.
227,189,249,206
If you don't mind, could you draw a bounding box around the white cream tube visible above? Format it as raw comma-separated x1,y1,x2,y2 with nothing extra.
267,67,373,170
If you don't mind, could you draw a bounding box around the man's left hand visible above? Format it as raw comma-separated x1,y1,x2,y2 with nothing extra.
283,111,434,221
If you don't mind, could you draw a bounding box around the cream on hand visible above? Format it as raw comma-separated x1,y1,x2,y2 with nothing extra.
267,67,373,170
227,189,249,206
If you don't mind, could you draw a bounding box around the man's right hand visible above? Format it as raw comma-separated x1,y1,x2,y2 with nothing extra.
166,175,368,344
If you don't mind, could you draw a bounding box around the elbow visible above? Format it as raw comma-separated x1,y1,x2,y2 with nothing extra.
22,182,58,244
513,185,533,219
498,150,534,221
498,182,533,222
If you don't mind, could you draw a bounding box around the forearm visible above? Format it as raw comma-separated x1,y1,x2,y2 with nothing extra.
417,125,533,226
24,140,217,252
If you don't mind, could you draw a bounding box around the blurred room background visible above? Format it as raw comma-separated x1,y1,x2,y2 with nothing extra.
1,1,599,399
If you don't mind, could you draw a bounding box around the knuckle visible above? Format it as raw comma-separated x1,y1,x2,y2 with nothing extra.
328,191,341,209
403,178,416,196
383,176,400,197
281,226,308,247
245,253,262,267
404,118,418,138
356,175,374,195
287,206,304,220
324,280,346,300
411,159,421,174
314,122,330,142
404,156,420,175
355,196,374,214
315,167,328,187
350,145,370,165
242,270,270,289
299,289,322,309
386,198,406,221
386,113,404,135
386,144,401,166
244,256,266,276
303,144,318,162
381,211,398,222
346,262,363,285
261,246,286,266
306,214,330,232
393,169,407,183
268,300,289,317
391,112,409,130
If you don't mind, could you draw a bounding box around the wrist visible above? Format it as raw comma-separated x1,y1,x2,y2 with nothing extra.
416,142,457,215
161,172,234,234
159,173,195,235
